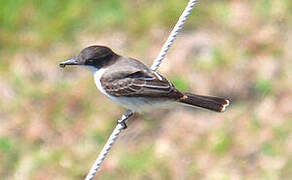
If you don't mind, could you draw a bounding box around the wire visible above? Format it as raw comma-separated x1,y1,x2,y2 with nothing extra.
85,112,132,180
151,0,198,71
84,124,124,180
84,1,198,179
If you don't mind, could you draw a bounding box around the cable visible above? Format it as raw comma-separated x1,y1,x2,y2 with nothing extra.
151,0,198,71
85,112,133,180
84,1,198,179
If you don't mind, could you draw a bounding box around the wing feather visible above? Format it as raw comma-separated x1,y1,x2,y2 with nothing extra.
101,70,182,99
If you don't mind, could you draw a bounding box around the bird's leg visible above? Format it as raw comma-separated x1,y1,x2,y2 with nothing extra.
117,110,134,129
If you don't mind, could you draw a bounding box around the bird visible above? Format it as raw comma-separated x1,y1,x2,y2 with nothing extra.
60,45,230,127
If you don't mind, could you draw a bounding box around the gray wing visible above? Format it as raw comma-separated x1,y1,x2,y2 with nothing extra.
101,59,183,99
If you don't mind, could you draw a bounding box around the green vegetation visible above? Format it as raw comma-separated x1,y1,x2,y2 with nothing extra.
0,0,291,179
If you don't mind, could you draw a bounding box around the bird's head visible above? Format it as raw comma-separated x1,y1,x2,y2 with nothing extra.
60,45,117,70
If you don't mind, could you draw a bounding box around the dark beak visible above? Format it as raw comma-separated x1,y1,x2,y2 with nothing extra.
59,58,79,68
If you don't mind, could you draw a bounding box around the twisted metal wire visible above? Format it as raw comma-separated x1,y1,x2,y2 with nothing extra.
84,112,131,180
151,0,198,71
84,1,198,179
84,124,123,180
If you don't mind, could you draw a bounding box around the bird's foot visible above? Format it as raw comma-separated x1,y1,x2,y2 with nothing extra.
117,110,134,130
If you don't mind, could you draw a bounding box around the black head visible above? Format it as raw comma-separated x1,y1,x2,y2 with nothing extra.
60,46,117,69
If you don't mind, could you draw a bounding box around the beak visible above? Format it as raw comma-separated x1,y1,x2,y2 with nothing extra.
59,58,79,68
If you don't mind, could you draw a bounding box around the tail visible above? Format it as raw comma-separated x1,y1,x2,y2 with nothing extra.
179,92,230,112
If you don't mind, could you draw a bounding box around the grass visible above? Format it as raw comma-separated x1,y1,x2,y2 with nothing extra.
0,0,292,179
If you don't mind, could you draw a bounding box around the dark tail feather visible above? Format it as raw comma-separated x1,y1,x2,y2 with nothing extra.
179,92,230,112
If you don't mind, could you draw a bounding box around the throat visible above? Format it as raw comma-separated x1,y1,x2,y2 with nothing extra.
85,65,99,73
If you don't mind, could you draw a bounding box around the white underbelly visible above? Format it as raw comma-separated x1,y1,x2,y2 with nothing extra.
107,96,168,112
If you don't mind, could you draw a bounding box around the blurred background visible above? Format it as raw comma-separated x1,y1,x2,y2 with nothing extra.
0,0,292,179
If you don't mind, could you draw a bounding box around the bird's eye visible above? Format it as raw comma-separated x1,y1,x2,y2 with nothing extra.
87,59,94,64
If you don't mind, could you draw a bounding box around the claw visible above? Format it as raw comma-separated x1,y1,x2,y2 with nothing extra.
118,120,127,129
117,110,134,130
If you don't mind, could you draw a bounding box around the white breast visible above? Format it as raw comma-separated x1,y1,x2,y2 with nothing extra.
93,68,108,95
